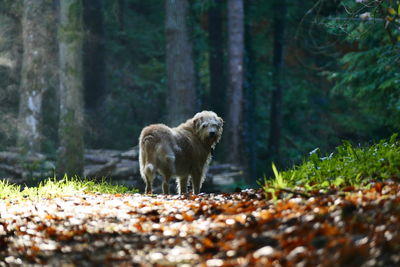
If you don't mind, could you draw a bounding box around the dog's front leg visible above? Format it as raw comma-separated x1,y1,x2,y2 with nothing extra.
145,183,152,194
191,173,202,194
162,175,171,194
177,176,188,194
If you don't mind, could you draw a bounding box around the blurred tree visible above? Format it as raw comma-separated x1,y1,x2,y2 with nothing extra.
0,0,21,20
83,0,105,111
93,0,166,149
0,2,21,150
243,0,256,183
82,0,105,151
57,0,84,177
225,0,244,165
267,0,287,165
208,0,225,117
165,0,197,126
17,0,56,154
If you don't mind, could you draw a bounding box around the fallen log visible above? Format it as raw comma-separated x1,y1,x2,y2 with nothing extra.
84,154,110,164
0,163,24,176
0,147,244,192
84,159,119,178
208,163,241,174
0,151,45,164
120,148,139,160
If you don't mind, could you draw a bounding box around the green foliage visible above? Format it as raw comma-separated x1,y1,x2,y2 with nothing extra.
328,44,400,127
263,134,400,192
324,0,400,128
0,179,21,199
0,176,137,200
270,162,289,189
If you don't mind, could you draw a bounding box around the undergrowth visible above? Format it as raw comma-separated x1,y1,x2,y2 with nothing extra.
263,134,400,194
0,176,138,200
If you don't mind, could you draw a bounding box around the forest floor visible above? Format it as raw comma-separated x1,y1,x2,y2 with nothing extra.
1,182,400,266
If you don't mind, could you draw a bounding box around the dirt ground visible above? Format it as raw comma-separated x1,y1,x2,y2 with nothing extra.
0,183,400,266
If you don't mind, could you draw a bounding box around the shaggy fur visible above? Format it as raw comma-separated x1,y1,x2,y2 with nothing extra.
139,111,223,194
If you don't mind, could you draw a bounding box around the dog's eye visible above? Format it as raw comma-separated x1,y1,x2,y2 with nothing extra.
202,124,206,128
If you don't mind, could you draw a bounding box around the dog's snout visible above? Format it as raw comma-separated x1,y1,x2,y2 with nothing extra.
209,131,216,137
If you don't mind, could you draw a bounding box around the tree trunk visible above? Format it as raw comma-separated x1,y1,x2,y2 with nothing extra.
225,0,244,165
165,0,197,126
57,0,85,177
83,0,105,110
208,0,225,117
17,0,56,154
268,0,286,164
243,0,256,184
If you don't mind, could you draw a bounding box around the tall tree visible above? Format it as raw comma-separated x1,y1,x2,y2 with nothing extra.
57,0,84,177
225,0,244,164
243,0,256,183
268,0,286,164
208,0,225,117
165,0,197,126
17,0,56,154
83,0,105,110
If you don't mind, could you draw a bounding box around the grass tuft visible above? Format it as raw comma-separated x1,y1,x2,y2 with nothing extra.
0,176,137,200
263,134,400,193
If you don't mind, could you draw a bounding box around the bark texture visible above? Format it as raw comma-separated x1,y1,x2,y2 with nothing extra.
268,0,286,163
225,0,244,164
17,0,56,154
165,0,197,126
57,0,85,177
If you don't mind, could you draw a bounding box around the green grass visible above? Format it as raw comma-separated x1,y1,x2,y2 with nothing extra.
0,176,138,200
263,134,400,193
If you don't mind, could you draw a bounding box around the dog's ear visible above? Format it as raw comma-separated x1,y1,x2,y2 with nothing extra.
193,117,202,129
218,117,224,127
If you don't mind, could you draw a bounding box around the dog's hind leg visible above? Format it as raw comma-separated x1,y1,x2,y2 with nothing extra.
143,164,155,194
139,135,158,194
160,150,175,195
177,176,188,195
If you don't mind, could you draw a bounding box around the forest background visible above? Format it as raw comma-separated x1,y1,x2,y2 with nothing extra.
0,0,399,187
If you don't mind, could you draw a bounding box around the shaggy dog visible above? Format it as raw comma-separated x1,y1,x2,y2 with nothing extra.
139,111,223,194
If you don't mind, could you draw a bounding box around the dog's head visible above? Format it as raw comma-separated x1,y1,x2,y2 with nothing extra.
192,111,223,147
